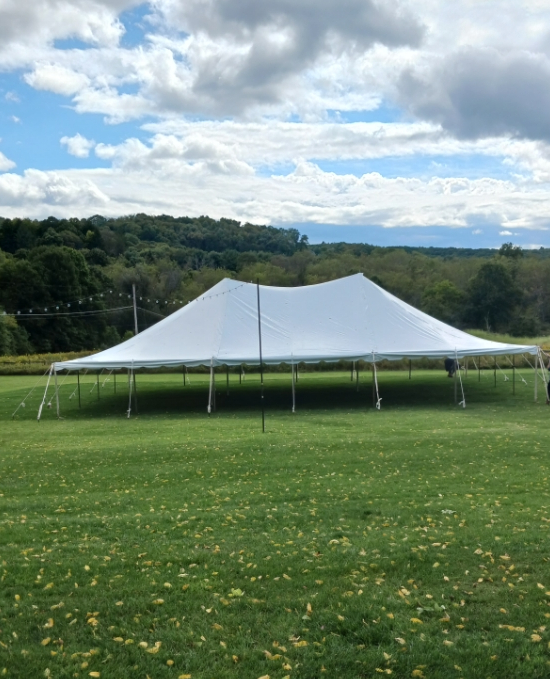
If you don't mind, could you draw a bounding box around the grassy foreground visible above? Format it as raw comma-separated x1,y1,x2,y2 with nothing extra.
1,369,550,679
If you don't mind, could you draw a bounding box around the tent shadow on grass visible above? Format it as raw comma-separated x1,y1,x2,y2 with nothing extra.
34,369,533,420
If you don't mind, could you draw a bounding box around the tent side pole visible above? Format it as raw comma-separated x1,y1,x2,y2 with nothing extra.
208,359,214,413
356,362,360,392
114,371,116,394
535,350,538,402
239,365,242,385
494,356,497,387
54,368,60,418
97,370,100,400
351,361,354,382
256,279,265,433
133,370,138,414
512,355,515,395
77,372,81,409
291,360,296,413
372,362,375,408
454,360,457,404
478,359,481,382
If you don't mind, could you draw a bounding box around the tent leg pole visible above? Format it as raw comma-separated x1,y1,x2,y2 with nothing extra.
351,361,354,382
97,371,100,400
114,371,116,394
133,371,138,414
372,363,375,408
454,363,457,405
207,360,214,414
127,367,133,418
296,364,298,383
291,361,296,413
478,360,481,382
409,359,412,380
77,372,81,409
494,356,497,387
213,368,216,412
356,363,360,392
535,351,538,402
54,368,60,418
183,366,186,386
512,355,515,395
239,366,242,385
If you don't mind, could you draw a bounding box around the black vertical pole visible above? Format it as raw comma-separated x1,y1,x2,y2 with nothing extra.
513,355,515,395
97,371,100,400
409,359,412,380
494,356,497,387
257,279,265,433
77,372,81,409
133,371,138,414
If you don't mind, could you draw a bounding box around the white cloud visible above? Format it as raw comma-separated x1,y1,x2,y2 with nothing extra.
25,64,91,96
0,151,16,172
60,133,96,158
5,91,20,102
0,169,109,207
472,230,483,235
499,230,513,236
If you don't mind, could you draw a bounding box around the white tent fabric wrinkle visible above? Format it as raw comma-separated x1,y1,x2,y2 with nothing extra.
54,274,537,372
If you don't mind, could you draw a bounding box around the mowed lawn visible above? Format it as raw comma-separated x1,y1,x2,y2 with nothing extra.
1,369,550,679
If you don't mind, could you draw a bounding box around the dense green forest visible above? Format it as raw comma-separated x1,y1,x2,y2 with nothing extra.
1,213,549,355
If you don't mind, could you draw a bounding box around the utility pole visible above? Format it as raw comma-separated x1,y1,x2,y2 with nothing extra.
132,283,139,335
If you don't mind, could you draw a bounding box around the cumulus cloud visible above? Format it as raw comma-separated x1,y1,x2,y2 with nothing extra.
399,48,550,142
60,133,96,158
0,151,16,172
0,169,109,207
25,64,91,96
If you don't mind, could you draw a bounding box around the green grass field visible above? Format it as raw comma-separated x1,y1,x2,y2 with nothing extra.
1,368,550,679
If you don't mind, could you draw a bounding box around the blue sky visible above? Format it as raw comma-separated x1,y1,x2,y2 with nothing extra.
1,0,550,249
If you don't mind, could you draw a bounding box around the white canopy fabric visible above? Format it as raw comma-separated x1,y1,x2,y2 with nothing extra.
54,274,537,372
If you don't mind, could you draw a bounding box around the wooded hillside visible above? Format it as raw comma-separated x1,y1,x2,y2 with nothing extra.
1,214,548,355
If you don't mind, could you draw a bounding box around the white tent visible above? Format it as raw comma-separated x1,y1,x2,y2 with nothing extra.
55,273,538,371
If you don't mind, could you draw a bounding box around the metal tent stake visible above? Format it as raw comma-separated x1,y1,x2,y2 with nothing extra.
257,279,265,433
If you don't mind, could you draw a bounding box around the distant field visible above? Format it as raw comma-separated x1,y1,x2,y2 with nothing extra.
1,370,550,679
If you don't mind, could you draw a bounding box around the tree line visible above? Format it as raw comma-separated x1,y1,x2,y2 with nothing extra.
0,214,548,355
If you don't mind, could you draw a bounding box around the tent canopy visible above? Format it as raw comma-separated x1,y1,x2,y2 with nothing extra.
54,274,537,371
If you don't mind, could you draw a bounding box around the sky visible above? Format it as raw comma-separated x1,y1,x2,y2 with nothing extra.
1,1,550,248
